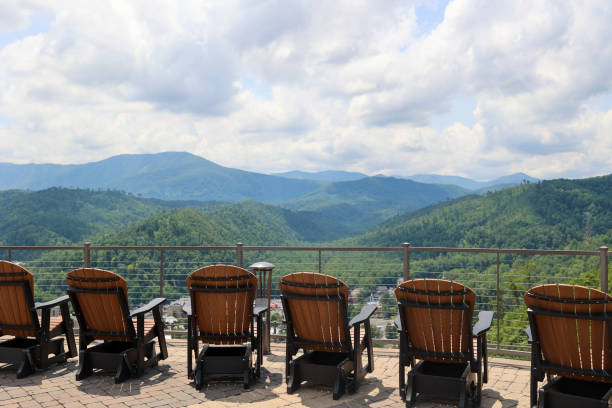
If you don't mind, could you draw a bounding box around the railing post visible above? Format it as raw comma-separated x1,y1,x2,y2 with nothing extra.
83,242,91,268
318,249,322,274
402,242,410,281
236,242,243,268
159,249,164,297
601,246,609,293
496,251,501,351
7,248,11,262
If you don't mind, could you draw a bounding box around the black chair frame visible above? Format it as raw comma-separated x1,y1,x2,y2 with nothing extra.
281,282,376,400
527,300,612,408
185,281,267,390
0,277,77,378
67,281,167,383
396,289,493,408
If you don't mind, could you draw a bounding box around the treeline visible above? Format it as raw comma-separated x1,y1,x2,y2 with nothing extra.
3,175,611,348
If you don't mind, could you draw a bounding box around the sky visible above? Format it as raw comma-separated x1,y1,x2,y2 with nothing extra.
0,0,611,180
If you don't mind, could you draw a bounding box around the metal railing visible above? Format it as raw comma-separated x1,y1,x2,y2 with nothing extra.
1,242,609,356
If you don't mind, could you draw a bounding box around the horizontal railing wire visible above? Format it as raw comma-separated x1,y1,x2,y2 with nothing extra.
1,244,609,356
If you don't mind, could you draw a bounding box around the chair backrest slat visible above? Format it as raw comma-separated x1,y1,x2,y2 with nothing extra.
525,284,612,381
67,268,133,341
279,273,350,352
0,261,37,337
395,279,475,360
186,265,257,345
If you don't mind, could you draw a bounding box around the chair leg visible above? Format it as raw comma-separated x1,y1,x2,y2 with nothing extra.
39,339,49,370
482,334,488,383
243,344,252,389
256,314,263,378
399,333,406,399
153,308,168,360
287,359,300,394
285,343,292,383
476,337,483,403
405,370,416,408
115,354,132,384
530,370,539,408
187,317,193,378
364,320,374,373
332,369,346,400
60,303,78,358
76,350,92,381
458,386,468,408
16,350,35,379
243,358,250,389
136,339,144,377
194,344,208,390
537,386,546,408
399,361,406,399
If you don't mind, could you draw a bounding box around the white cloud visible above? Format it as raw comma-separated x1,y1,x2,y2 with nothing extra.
0,0,610,180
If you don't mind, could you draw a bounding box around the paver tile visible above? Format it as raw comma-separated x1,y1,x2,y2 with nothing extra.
0,340,536,407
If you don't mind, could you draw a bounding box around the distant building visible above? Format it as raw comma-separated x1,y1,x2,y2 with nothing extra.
165,297,190,318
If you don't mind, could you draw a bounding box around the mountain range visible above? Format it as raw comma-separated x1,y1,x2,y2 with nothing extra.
272,170,368,182
0,152,320,203
1,152,537,201
401,173,539,192
0,152,497,233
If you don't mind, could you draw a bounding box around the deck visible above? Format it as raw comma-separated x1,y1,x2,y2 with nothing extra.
0,341,531,408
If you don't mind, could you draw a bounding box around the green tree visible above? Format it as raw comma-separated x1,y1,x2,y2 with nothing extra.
370,324,383,340
385,323,398,339
379,292,397,318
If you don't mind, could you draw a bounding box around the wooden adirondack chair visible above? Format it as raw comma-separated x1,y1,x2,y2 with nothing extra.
395,279,493,408
279,272,376,400
0,260,77,378
66,268,167,383
525,284,612,408
185,264,267,389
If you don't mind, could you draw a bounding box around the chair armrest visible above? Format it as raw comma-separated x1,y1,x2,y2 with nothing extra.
183,304,192,316
526,327,533,343
393,315,402,331
130,297,166,317
35,295,70,310
472,310,494,337
253,305,268,316
349,304,377,327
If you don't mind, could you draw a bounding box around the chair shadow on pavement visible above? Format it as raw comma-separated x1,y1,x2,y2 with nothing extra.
413,389,520,408
480,389,519,408
194,366,284,402
75,362,176,396
0,359,78,387
294,378,396,408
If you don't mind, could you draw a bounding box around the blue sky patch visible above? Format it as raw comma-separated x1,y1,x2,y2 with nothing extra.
415,0,450,36
0,13,53,51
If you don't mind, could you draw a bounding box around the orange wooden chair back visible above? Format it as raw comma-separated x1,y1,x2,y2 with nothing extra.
67,268,133,341
0,260,36,337
395,279,476,361
279,272,350,352
525,284,612,382
186,265,257,345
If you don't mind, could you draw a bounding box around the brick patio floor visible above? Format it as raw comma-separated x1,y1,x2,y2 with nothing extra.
0,341,531,407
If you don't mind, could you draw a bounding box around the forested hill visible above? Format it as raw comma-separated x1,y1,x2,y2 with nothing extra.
101,201,352,246
0,188,209,246
348,174,612,249
283,176,469,232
